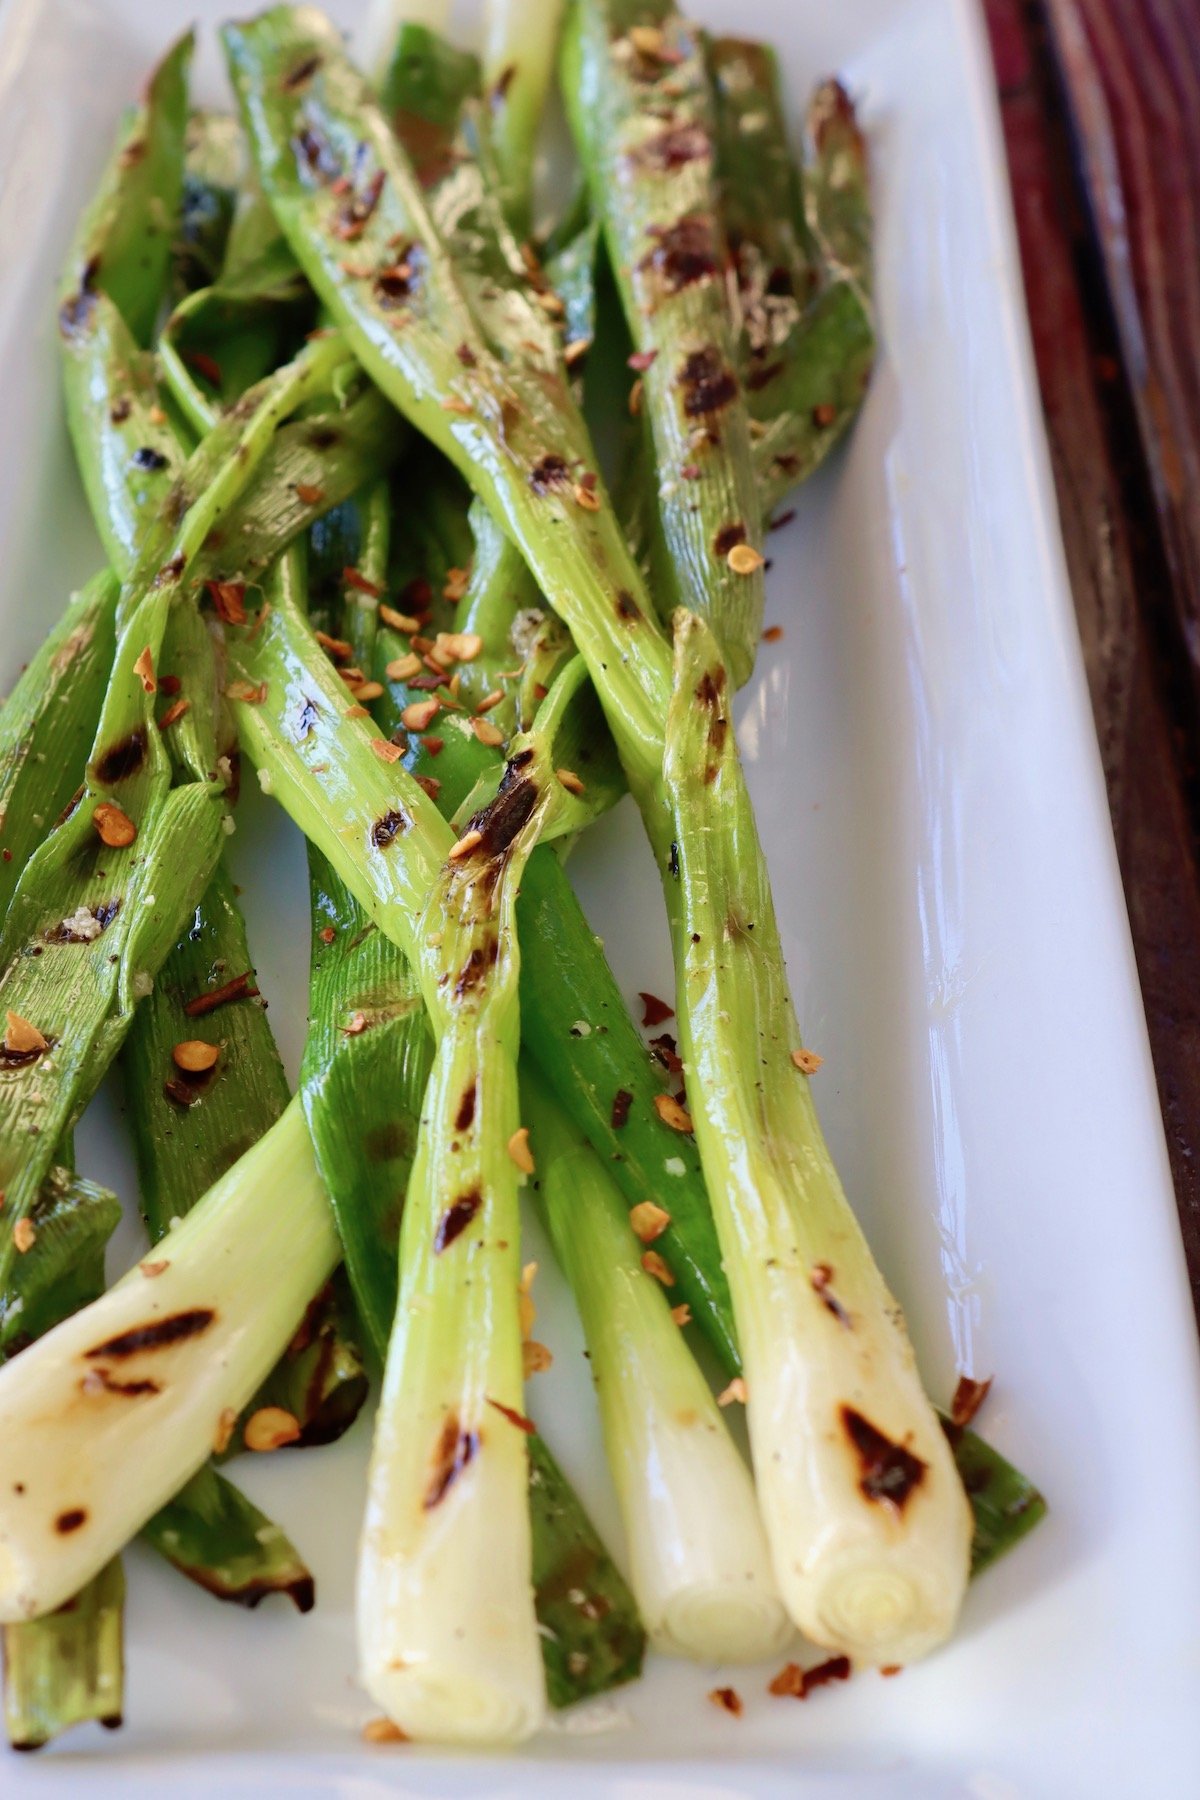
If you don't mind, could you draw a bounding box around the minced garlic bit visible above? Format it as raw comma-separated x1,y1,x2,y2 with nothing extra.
472,718,504,748
12,1218,36,1254
717,1377,748,1408
133,645,156,692
362,1716,409,1744
629,1200,671,1243
434,630,482,663
369,738,404,764
653,1092,693,1133
401,697,440,732
790,1047,823,1074
4,1011,47,1055
172,1040,219,1074
92,801,137,848
139,1260,169,1279
727,543,765,575
641,1250,675,1287
507,1126,535,1174
386,651,422,681
243,1406,302,1452
447,828,483,861
556,768,586,796
708,1686,743,1717
523,1340,553,1377
670,1303,692,1327
213,1407,238,1455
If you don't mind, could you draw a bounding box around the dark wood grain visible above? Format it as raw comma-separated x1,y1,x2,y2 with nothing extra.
984,0,1200,1309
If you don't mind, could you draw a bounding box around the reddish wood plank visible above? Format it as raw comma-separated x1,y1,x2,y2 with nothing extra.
984,0,1200,1309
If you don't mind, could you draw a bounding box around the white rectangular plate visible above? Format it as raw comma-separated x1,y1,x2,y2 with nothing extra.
2,0,1200,1793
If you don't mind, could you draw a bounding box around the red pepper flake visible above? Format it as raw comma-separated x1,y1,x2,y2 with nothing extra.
680,462,701,479
611,1088,633,1129
343,566,384,598
183,348,223,387
627,348,658,372
224,680,267,704
157,698,190,731
487,1396,536,1434
768,1655,852,1699
880,1665,903,1678
133,645,156,692
768,508,796,532
812,402,837,428
950,1374,992,1429
369,738,404,763
649,1032,683,1076
158,674,182,696
206,579,247,625
183,971,260,1018
708,1686,743,1717
423,1415,479,1509
319,926,336,945
638,990,674,1027
341,1011,369,1036
456,342,477,367
314,629,353,661
295,483,325,506
414,773,442,800
762,624,784,643
421,734,444,756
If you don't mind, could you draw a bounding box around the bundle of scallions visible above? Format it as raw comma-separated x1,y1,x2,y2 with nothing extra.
0,0,1044,1753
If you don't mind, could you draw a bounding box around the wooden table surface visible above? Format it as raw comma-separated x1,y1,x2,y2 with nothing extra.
983,0,1200,1318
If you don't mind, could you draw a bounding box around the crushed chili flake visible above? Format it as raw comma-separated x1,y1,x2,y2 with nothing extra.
771,1655,852,1699
475,689,504,714
206,579,247,625
319,925,336,945
627,348,658,372
294,482,324,506
12,1217,36,1254
629,1200,671,1242
611,1088,633,1129
172,1040,219,1073
708,1686,743,1717
369,738,404,764
344,704,369,718
523,1339,553,1377
5,1011,48,1055
93,802,137,848
414,773,441,800
628,378,644,416
341,1011,369,1036
488,1396,536,1434
183,971,259,1017
564,338,589,366
349,679,385,702
507,1126,535,1174
213,1406,237,1454
556,768,586,796
157,698,190,730
791,1047,823,1074
401,697,440,732
768,508,797,532
717,1377,748,1407
535,288,565,317
812,402,837,428
362,1717,409,1744
448,828,483,861
314,629,353,661
950,1374,993,1429
680,461,702,479
671,1303,692,1326
386,652,422,681
518,1261,538,1338
244,1406,301,1452
421,734,444,756
343,566,384,597
442,567,471,603
727,542,765,575
638,990,674,1027
472,718,505,748
653,1092,692,1132
183,347,222,386
132,645,156,692
880,1665,903,1678
434,630,482,663
139,1259,169,1278
224,679,267,704
762,624,784,643
641,1249,675,1287
158,673,182,696
441,396,473,416
574,481,601,511
649,1032,683,1075
379,603,422,632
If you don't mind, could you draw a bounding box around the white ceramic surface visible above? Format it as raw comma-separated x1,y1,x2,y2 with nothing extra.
2,0,1199,1793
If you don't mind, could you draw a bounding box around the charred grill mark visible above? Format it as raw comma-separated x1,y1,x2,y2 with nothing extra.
188,1565,315,1613
55,1508,88,1534
639,216,718,292
85,1367,162,1398
424,1415,479,1508
840,1407,926,1512
452,936,499,999
93,729,147,785
466,767,539,859
58,256,100,336
634,123,709,169
529,453,571,494
85,1309,216,1361
455,1082,477,1133
283,52,322,91
371,808,408,849
679,347,738,418
810,1263,851,1327
712,521,747,557
696,667,727,710
434,1189,482,1253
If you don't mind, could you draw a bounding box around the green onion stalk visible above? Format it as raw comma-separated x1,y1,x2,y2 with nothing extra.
223,5,975,1668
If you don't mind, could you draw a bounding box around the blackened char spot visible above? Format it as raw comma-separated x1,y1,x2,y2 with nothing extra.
132,446,169,471
188,1566,315,1613
712,521,746,557
55,1509,88,1534
305,425,339,450
529,453,571,494
88,1369,162,1397
93,729,147,785
85,1309,216,1361
634,123,709,169
810,1262,851,1327
58,256,100,336
455,1082,477,1132
467,764,539,859
840,1406,926,1512
453,936,499,999
371,809,408,848
679,347,738,418
639,215,717,292
434,1189,481,1252
615,589,640,623
695,667,727,710
283,52,322,91
611,1089,632,1129
424,1416,479,1507
374,263,413,308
